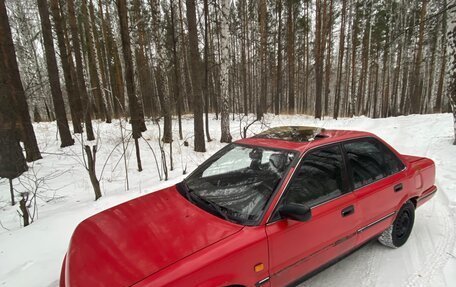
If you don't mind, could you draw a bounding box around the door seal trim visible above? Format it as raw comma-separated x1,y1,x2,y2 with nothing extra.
357,211,396,234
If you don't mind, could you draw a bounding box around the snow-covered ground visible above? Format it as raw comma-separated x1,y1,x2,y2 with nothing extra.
0,113,455,287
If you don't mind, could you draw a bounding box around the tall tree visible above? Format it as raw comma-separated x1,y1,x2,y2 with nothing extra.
50,0,83,134
258,0,267,119
118,0,146,170
275,0,283,115
36,0,74,147
102,1,125,118
67,0,95,140
219,0,232,143
89,0,112,123
150,0,172,143
435,0,448,113
314,0,324,119
169,0,183,140
0,0,41,162
82,0,106,121
203,0,212,142
323,0,334,116
333,0,347,119
0,0,29,206
410,0,428,114
448,1,456,144
132,0,155,118
287,0,295,114
186,0,206,152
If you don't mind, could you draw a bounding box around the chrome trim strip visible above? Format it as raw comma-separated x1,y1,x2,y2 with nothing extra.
417,188,437,202
255,277,270,287
270,231,357,279
357,211,396,234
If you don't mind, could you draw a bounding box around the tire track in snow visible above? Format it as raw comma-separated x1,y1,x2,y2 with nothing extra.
403,183,456,287
402,130,456,287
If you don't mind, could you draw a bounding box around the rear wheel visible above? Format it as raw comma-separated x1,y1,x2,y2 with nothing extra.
378,201,415,248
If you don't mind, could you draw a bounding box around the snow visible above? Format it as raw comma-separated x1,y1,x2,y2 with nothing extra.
0,113,455,287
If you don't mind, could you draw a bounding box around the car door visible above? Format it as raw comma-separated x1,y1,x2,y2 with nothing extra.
265,144,360,287
342,138,407,244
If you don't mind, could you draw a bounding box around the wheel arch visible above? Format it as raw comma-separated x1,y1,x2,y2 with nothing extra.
409,196,419,208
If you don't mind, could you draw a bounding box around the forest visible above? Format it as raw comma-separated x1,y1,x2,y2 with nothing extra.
0,0,455,202
1,2,456,284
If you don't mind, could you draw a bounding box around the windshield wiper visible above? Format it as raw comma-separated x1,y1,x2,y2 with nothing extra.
181,181,230,221
189,192,230,221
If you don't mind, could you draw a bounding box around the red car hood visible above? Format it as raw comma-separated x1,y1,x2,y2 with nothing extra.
64,185,243,287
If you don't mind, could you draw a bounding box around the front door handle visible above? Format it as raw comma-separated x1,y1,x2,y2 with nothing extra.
394,183,403,192
341,205,355,217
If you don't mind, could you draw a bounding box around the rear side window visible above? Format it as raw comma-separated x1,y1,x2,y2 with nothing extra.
344,138,404,189
282,145,345,207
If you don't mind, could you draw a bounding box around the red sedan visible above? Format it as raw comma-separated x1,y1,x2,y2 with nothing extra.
60,127,436,287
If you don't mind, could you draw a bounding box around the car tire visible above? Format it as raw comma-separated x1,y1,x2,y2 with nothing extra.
378,201,415,248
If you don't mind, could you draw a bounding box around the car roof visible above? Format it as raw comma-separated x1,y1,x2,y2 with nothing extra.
235,126,374,153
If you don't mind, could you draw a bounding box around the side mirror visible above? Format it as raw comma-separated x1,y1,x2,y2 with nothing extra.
279,203,312,222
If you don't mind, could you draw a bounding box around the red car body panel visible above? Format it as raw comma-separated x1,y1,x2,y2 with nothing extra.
266,192,359,286
60,129,436,287
63,186,242,287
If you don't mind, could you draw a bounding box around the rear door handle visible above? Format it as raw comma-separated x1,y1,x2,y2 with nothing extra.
394,183,403,192
341,205,355,217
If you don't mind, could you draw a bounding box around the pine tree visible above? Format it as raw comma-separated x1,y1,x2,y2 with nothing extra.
186,0,206,152
37,0,74,147
118,0,146,170
0,0,41,162
447,1,456,144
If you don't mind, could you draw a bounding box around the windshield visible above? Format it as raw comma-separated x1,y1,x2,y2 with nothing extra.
183,144,295,225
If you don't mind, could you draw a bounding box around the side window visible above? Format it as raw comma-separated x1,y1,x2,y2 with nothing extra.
282,145,345,207
343,138,404,189
381,143,405,174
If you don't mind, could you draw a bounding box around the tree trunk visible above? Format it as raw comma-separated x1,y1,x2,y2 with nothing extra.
447,1,456,144
103,2,125,118
19,195,30,226
67,0,95,140
203,0,212,142
89,0,111,123
314,0,324,119
219,0,232,143
170,0,183,140
150,0,172,144
410,0,428,114
240,0,248,115
435,0,448,113
325,0,334,116
84,145,102,200
334,0,347,119
49,0,83,134
287,0,295,114
186,0,206,152
276,0,283,115
117,0,146,169
82,0,104,121
258,0,267,119
37,0,74,147
0,0,41,162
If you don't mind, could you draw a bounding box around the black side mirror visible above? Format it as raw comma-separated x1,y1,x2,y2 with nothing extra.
279,203,312,222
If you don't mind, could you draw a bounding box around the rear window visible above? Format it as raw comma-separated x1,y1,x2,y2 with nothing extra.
344,138,404,189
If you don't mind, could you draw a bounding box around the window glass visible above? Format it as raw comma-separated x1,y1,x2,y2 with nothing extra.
382,143,405,174
283,145,344,207
344,138,404,189
186,144,295,224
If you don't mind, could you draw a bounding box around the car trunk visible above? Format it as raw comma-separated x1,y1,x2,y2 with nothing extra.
402,154,436,195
